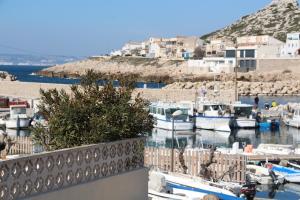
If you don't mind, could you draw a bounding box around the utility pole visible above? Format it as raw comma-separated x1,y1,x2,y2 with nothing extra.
235,42,239,102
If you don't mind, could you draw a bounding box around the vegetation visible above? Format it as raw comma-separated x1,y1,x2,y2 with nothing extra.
193,47,205,59
31,70,154,151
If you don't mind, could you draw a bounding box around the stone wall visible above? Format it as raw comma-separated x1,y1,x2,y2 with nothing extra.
257,58,300,72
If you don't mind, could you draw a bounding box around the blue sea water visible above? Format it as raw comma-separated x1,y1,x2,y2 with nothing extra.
0,65,165,88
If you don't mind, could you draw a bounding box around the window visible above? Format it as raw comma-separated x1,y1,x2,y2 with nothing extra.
245,50,255,58
240,50,245,58
225,50,236,58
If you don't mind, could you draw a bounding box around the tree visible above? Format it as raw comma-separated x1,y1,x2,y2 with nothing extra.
193,46,205,59
31,70,154,151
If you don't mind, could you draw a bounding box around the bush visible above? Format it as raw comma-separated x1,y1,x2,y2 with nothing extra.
31,70,154,151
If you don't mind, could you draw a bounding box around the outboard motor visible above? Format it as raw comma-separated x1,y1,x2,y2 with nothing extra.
240,183,256,200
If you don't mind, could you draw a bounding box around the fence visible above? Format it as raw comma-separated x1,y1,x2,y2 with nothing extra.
144,147,247,183
0,136,33,158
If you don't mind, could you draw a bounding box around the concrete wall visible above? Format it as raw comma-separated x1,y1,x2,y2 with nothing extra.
257,58,300,72
26,168,148,200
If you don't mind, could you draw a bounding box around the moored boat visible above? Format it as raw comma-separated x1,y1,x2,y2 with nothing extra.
284,109,300,128
150,171,244,200
5,105,30,129
195,102,232,132
149,102,194,131
266,163,300,183
231,103,257,129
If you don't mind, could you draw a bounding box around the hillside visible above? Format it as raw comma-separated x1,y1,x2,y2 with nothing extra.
201,0,300,41
37,56,196,83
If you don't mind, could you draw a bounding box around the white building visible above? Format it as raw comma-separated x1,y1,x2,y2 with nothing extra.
187,57,236,73
225,35,283,71
121,41,143,56
281,32,300,57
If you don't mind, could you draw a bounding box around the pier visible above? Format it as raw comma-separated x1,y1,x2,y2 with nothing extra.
247,154,300,162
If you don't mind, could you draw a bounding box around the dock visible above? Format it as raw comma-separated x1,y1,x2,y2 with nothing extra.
247,154,300,162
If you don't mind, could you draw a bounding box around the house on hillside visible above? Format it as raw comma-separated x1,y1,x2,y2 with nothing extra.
147,36,203,59
281,32,300,57
225,35,283,71
205,39,234,57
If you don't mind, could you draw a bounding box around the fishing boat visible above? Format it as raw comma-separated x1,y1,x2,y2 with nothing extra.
266,163,300,183
246,165,284,185
195,102,232,132
149,102,194,131
5,104,30,129
284,109,300,128
150,171,244,200
231,103,257,129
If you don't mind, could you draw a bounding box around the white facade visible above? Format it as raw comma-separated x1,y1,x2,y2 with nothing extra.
187,57,235,73
281,32,300,57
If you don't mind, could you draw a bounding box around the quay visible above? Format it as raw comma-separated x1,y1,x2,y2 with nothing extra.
247,154,300,162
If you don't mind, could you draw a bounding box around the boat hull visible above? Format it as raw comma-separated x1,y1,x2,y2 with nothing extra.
284,174,300,183
6,118,30,129
236,119,257,128
195,116,231,132
285,119,300,129
154,119,194,131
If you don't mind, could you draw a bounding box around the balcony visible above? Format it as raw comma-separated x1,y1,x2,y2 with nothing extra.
0,137,146,200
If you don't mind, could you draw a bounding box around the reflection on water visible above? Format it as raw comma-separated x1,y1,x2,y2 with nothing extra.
5,129,31,137
147,124,300,149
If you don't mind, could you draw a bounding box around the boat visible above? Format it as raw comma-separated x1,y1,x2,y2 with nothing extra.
195,102,232,132
253,144,294,155
5,105,30,129
284,109,300,128
231,103,257,129
149,102,194,131
246,165,284,185
266,163,300,183
150,171,244,200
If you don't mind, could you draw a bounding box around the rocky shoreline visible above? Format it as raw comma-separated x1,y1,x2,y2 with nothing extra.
0,71,17,81
163,81,300,96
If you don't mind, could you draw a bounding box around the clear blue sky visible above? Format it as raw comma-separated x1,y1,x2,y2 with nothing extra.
0,0,290,56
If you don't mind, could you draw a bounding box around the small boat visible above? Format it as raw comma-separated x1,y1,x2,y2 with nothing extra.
284,109,300,128
5,105,30,129
246,165,284,185
152,171,246,200
195,102,232,132
253,144,294,155
149,102,194,131
266,163,300,183
259,119,280,131
231,103,257,129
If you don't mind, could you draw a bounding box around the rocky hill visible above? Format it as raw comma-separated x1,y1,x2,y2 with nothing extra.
37,56,196,83
201,0,300,41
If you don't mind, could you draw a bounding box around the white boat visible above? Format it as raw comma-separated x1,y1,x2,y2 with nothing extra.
231,103,257,129
284,109,300,128
253,144,295,155
195,102,232,132
149,102,194,131
266,163,300,183
246,165,284,185
5,105,30,129
150,171,242,200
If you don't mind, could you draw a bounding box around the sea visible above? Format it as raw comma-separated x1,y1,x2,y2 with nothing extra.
2,65,300,199
0,65,165,88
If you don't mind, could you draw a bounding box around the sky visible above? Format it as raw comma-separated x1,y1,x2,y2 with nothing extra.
0,0,293,57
